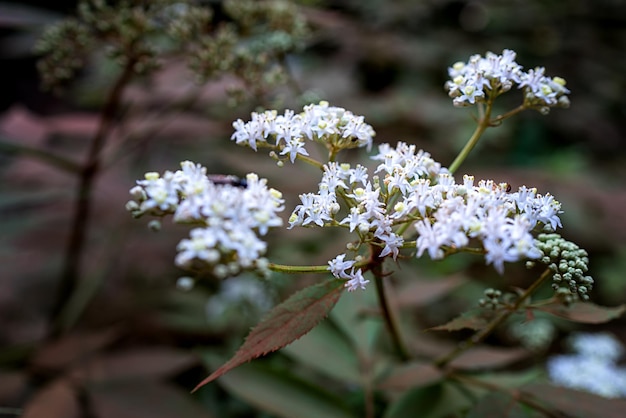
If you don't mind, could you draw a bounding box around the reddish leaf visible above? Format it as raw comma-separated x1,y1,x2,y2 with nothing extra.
192,279,346,392
430,309,493,332
22,379,79,418
535,302,626,324
377,361,443,391
522,383,626,418
450,347,529,370
396,275,467,308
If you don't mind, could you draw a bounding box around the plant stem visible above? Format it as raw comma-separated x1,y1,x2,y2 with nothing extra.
434,268,552,368
268,263,332,274
491,104,526,125
370,244,410,361
448,100,494,175
51,60,137,337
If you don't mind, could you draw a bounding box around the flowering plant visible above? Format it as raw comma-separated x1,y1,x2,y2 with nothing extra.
127,49,625,416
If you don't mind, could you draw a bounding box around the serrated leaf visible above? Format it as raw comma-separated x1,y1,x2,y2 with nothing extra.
535,302,626,324
213,360,355,418
522,383,626,418
192,279,345,392
430,309,493,332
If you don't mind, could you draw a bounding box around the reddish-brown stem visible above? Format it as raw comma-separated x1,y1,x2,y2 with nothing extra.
51,59,137,337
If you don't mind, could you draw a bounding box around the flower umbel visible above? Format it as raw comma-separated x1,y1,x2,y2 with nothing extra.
445,49,570,113
127,161,284,281
289,140,563,289
230,101,375,162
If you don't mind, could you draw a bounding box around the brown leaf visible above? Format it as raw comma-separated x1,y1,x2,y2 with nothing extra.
377,362,443,391
70,348,197,383
522,383,626,418
536,302,626,324
430,309,493,332
0,372,28,407
396,275,467,308
450,347,529,370
21,379,79,418
89,381,215,418
31,328,120,372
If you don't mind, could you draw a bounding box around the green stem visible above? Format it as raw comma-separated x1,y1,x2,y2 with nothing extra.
491,104,526,125
295,153,324,170
268,263,331,274
448,100,494,175
434,268,552,368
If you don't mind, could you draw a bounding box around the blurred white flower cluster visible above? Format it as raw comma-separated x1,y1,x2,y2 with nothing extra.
548,332,626,398
445,49,570,112
288,142,563,290
126,161,284,283
230,101,375,162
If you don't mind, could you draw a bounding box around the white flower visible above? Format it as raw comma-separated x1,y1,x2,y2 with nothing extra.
345,268,369,291
445,49,569,109
328,254,356,279
230,102,375,161
128,163,284,279
548,355,626,398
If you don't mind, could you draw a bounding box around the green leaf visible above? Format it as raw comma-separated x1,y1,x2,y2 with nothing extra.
535,302,626,324
212,360,356,418
192,279,345,392
330,279,380,357
281,319,362,384
430,309,493,332
522,383,626,418
384,382,472,418
466,392,530,418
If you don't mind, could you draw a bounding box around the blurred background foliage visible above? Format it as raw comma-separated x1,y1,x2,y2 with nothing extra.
0,0,625,416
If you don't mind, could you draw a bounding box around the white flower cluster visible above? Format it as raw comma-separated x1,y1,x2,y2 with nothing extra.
126,161,284,280
230,101,375,162
548,332,626,398
445,49,570,111
289,142,562,290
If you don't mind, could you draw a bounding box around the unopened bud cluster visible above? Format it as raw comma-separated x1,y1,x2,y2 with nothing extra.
529,233,593,304
445,49,570,113
478,288,504,310
126,161,284,283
